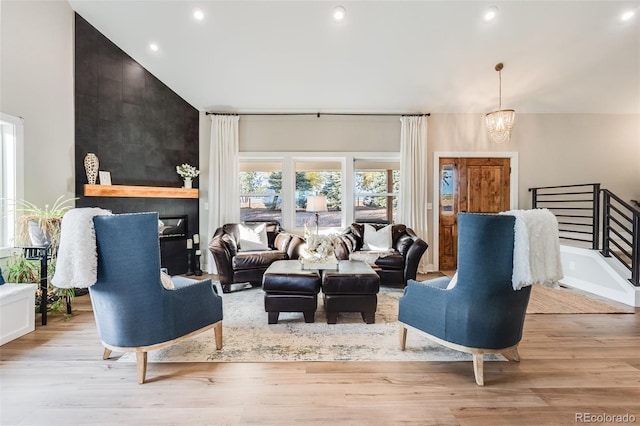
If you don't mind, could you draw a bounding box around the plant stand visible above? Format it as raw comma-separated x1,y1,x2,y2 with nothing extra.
22,246,71,325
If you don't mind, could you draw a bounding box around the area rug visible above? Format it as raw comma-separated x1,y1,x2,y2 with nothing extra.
526,285,634,314
118,285,503,363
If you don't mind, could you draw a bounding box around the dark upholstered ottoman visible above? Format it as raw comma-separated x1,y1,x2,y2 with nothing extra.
322,260,380,324
262,260,321,324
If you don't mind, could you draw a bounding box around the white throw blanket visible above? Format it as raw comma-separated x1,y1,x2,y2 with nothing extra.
500,209,563,290
51,208,112,289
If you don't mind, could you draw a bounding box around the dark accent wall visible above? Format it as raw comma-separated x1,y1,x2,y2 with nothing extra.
74,13,199,274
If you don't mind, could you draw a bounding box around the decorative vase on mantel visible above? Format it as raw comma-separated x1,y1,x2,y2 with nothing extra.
183,178,192,189
84,153,99,185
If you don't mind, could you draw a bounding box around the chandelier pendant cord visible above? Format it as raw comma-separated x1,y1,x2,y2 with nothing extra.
498,69,502,110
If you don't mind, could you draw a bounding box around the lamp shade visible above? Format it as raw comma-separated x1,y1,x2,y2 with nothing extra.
306,195,328,212
485,109,515,144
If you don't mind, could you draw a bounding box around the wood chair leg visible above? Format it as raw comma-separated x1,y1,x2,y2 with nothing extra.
102,348,112,360
214,322,223,350
472,353,484,386
399,324,407,350
510,346,520,362
136,351,147,384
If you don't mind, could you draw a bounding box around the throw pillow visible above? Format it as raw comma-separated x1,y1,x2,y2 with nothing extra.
446,271,458,290
160,271,175,290
362,224,392,251
238,223,269,252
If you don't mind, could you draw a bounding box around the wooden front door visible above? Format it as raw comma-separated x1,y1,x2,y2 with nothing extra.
438,157,511,270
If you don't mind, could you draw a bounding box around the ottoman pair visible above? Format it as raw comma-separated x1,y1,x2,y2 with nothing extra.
262,260,380,324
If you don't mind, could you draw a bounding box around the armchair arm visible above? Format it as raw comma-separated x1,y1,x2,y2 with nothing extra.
208,232,234,286
164,278,223,338
403,237,428,281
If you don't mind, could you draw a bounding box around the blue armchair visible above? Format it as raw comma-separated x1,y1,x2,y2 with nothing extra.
398,213,531,386
90,213,223,384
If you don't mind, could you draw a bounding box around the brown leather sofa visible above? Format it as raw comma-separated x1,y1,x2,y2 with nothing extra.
334,223,428,286
209,222,305,293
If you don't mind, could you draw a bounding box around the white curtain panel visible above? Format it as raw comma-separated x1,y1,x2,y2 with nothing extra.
206,115,240,272
398,115,428,273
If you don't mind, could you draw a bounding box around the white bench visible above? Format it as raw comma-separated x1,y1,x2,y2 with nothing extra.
0,284,37,345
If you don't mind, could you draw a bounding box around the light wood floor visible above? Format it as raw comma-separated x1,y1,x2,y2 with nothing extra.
1,290,639,426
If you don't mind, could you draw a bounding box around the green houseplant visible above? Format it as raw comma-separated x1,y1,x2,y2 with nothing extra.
5,195,77,316
13,195,76,254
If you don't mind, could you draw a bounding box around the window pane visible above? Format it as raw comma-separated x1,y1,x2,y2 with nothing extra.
355,195,397,224
295,161,342,228
354,160,399,223
239,162,282,224
441,164,455,215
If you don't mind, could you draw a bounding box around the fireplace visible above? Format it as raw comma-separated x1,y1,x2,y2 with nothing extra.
159,216,188,239
159,215,189,275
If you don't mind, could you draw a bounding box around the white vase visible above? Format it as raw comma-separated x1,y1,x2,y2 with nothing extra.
84,153,99,184
183,178,192,189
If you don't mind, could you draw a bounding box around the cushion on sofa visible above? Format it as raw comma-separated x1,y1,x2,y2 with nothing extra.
274,232,292,252
160,271,175,290
232,250,287,270
238,223,269,251
363,224,392,251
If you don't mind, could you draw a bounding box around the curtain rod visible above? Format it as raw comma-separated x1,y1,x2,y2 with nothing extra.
205,112,430,117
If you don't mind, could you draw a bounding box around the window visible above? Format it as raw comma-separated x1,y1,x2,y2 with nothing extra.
354,160,399,223
0,113,23,255
239,153,399,232
295,161,342,229
239,161,283,224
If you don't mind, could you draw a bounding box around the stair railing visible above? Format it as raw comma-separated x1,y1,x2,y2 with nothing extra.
529,183,639,287
601,190,639,287
529,183,600,250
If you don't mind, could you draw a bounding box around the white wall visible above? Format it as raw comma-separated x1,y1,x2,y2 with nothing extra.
428,113,640,207
239,115,400,152
0,0,75,208
200,112,640,269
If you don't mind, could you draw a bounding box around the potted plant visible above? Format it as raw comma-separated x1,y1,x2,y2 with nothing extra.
5,195,77,317
13,195,76,254
4,251,72,316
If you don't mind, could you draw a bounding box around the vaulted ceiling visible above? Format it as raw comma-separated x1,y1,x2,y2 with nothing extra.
68,1,640,114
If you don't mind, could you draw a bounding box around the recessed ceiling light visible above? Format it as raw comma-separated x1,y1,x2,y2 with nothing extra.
484,6,498,22
193,9,204,21
621,10,635,21
149,43,159,52
333,6,346,22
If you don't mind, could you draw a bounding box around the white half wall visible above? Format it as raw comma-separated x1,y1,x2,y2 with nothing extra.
560,245,639,307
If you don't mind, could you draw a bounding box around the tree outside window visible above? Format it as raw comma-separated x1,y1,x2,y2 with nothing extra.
354,160,399,223
239,162,282,223
295,161,342,228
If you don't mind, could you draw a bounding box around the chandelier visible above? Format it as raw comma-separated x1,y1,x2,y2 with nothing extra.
485,63,515,143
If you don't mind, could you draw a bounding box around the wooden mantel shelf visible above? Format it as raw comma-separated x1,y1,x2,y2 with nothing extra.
84,184,198,199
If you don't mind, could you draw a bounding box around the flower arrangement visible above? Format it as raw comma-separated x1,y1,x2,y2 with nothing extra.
176,163,200,179
300,233,341,263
